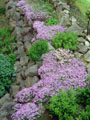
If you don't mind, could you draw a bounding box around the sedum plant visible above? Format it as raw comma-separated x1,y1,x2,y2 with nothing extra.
45,18,59,26
47,88,79,120
0,54,15,97
28,40,49,61
52,31,78,51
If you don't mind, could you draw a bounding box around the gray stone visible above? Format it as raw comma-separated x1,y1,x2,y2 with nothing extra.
74,52,83,59
14,61,22,73
48,42,55,51
23,34,33,42
24,41,31,51
84,50,90,62
10,21,16,28
0,102,16,120
78,37,86,43
68,23,83,35
60,14,71,26
25,64,38,77
16,74,22,85
6,1,16,10
10,85,19,97
25,76,39,87
17,46,26,58
85,41,90,47
87,35,90,42
87,63,90,74
15,27,22,36
0,94,11,107
78,43,88,53
20,56,29,66
16,20,24,27
22,27,31,33
71,16,77,25
13,12,21,21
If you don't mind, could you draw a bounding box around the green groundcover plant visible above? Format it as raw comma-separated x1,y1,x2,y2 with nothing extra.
47,87,90,120
28,40,50,61
45,18,59,26
52,31,79,51
0,7,6,15
0,54,15,97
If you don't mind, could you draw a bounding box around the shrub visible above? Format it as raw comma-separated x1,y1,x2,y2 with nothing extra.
47,88,79,120
76,77,90,106
28,40,49,61
0,27,16,54
52,31,78,51
0,7,5,15
45,18,59,26
0,54,15,97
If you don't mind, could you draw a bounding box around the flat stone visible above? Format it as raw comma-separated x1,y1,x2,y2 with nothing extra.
17,46,26,58
6,1,16,10
48,42,55,51
84,50,90,62
85,41,90,47
25,64,38,77
78,37,86,43
68,23,83,35
78,43,88,53
87,35,90,42
74,52,83,59
24,41,31,51
10,85,20,97
25,76,39,87
20,56,29,66
0,94,11,107
16,74,22,85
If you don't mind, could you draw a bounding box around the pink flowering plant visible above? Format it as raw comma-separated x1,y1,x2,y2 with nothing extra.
31,21,66,42
17,0,50,21
12,49,88,120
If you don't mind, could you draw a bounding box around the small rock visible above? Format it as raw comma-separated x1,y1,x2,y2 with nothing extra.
87,35,90,42
84,50,90,62
20,56,29,66
78,43,88,53
16,20,24,27
14,61,22,73
74,52,83,59
78,37,86,43
25,64,38,77
24,41,31,51
6,1,16,10
25,76,39,87
17,46,26,58
85,41,90,47
48,42,55,51
16,74,22,85
68,23,83,35
10,85,19,97
0,94,11,107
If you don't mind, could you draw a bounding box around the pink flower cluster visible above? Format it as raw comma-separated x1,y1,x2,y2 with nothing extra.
12,103,40,120
12,49,88,120
32,21,66,42
17,0,50,20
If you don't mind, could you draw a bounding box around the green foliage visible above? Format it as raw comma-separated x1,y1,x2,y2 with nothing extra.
47,88,79,120
0,54,15,97
0,7,5,15
28,40,50,61
46,87,90,120
86,8,90,20
45,18,59,26
52,31,78,51
0,27,16,54
77,105,90,120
